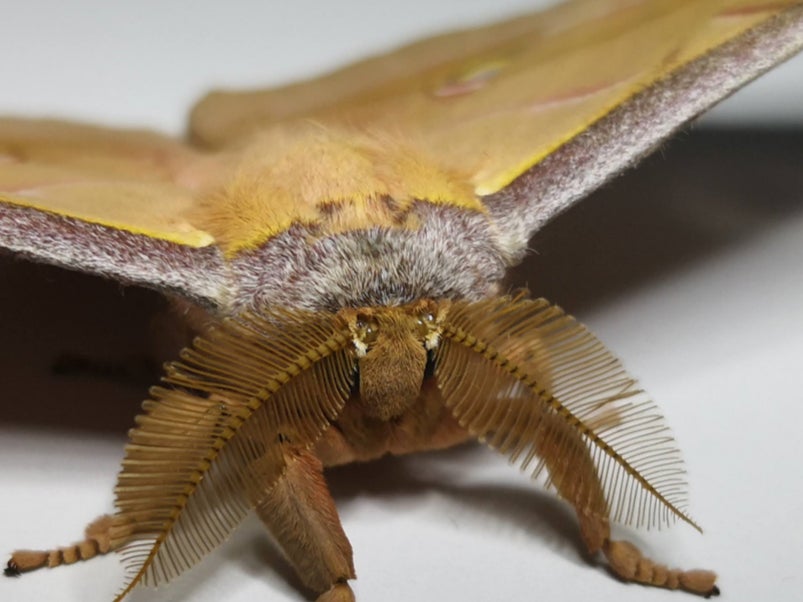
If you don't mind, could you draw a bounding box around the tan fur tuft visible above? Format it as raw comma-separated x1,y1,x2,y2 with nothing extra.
189,123,482,256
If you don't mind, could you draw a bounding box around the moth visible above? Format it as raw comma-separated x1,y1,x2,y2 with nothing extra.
2,1,802,601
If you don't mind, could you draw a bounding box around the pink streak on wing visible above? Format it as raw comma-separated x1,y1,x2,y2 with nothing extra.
524,77,630,114
719,3,787,17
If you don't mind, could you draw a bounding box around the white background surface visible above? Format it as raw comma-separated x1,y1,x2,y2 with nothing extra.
0,0,801,132
1,2,803,602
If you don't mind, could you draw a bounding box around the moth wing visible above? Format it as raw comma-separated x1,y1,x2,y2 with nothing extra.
190,0,803,252
0,118,227,307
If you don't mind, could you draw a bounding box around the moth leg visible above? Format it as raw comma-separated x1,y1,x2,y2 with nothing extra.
602,540,719,598
252,446,356,602
6,514,120,576
533,410,718,596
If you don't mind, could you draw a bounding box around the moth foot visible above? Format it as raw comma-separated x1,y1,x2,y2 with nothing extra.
705,585,721,598
5,550,50,573
604,539,718,596
4,559,20,577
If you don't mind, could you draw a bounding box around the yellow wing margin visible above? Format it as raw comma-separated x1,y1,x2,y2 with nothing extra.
0,118,215,247
190,0,803,196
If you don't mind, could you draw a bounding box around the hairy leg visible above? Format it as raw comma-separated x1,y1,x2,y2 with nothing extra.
253,446,356,602
6,514,120,576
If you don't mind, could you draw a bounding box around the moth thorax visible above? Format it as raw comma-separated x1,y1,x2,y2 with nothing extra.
341,302,442,422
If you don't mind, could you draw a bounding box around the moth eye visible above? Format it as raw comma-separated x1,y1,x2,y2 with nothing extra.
415,312,436,337
356,318,379,346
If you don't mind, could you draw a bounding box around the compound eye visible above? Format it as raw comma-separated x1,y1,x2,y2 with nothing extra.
415,312,436,337
356,318,379,346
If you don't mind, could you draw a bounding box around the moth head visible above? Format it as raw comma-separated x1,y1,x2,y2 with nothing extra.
338,300,447,420
344,300,445,356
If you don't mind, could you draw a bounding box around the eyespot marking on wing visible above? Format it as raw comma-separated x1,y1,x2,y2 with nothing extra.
432,59,509,98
